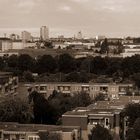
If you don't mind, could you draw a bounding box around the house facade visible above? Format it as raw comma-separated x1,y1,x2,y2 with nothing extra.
0,38,12,52
0,123,81,140
24,82,133,99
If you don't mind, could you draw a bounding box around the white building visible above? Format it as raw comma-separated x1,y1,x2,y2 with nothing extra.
122,48,140,58
122,43,140,57
95,35,106,40
123,43,140,49
0,38,12,52
40,26,49,41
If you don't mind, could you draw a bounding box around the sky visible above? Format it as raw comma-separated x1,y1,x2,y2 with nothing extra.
0,0,140,38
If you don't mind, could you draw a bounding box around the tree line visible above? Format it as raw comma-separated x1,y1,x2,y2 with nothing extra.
1,53,140,86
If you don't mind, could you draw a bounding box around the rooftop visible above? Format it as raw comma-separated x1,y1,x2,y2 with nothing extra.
63,96,140,116
24,82,133,86
0,122,80,133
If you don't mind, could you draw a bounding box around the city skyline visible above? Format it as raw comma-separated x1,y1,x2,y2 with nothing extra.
0,0,140,37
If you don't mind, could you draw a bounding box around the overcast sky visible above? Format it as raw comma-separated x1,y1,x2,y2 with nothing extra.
0,0,140,37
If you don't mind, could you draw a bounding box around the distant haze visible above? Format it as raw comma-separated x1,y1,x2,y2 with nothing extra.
0,0,140,38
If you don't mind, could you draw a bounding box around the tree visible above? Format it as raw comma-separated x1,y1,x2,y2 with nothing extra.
47,90,92,124
123,103,140,127
94,93,106,101
90,56,108,75
37,55,57,74
0,98,32,123
80,57,93,73
126,128,136,140
29,90,58,124
23,71,35,82
89,124,113,140
72,91,92,107
18,54,35,72
0,57,4,70
133,118,140,139
131,73,140,89
7,55,18,68
44,41,53,48
48,92,73,119
58,53,76,73
121,55,140,77
66,72,80,82
100,38,109,54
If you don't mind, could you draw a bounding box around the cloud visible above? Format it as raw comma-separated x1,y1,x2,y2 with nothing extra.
59,5,72,12
16,0,39,13
70,0,89,3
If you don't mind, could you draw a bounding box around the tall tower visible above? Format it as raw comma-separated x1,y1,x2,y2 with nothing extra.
40,26,49,41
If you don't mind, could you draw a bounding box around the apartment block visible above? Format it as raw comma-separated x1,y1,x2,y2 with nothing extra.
0,123,81,140
24,82,133,99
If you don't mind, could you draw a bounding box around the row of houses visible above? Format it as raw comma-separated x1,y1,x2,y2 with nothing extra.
0,96,139,140
1,37,140,58
0,123,80,140
25,82,133,99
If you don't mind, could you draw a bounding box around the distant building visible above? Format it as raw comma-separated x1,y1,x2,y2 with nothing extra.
107,38,123,44
21,31,32,43
122,37,134,44
12,40,36,50
40,26,49,41
77,31,82,40
95,35,106,40
122,48,140,58
10,34,20,41
58,35,64,39
0,38,12,52
122,43,140,57
0,122,81,140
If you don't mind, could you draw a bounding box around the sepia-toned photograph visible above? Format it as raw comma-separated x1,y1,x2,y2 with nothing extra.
0,0,140,140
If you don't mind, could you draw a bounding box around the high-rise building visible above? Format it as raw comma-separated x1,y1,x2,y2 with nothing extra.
21,31,32,42
40,26,49,41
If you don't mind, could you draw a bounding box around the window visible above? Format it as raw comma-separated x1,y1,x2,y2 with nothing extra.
111,87,116,91
105,118,110,126
28,136,40,140
40,86,46,91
